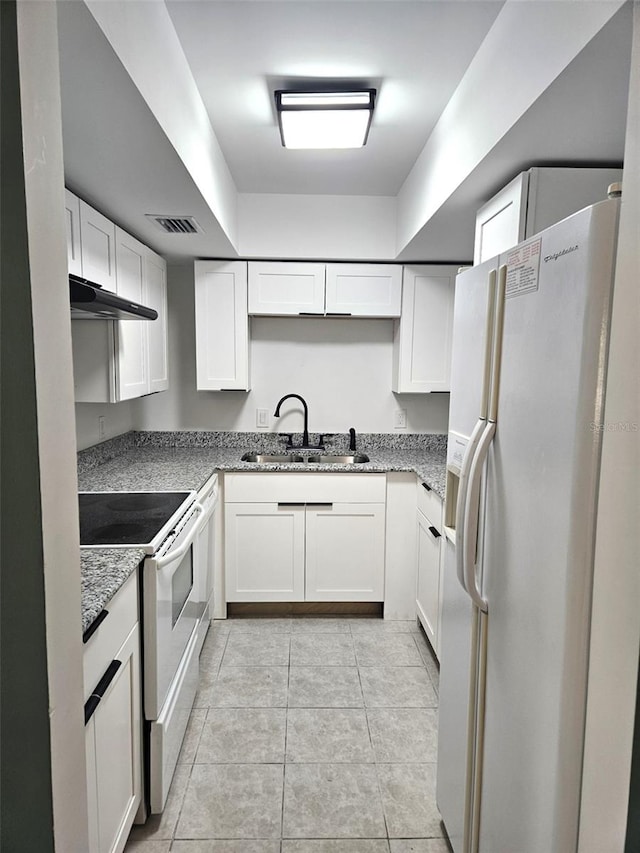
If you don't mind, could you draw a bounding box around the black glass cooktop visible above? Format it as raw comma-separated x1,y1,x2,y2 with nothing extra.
79,492,192,547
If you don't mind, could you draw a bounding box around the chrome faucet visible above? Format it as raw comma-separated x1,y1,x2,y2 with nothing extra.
274,394,310,448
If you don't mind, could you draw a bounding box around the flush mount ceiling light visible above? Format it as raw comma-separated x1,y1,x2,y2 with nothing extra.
275,89,376,149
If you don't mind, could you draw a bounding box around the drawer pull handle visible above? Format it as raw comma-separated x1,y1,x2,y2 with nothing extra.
277,502,334,509
428,526,442,540
422,482,432,492
326,312,352,317
84,659,122,725
82,609,109,644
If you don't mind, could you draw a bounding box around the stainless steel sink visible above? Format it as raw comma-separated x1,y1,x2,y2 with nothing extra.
241,453,305,463
306,454,370,464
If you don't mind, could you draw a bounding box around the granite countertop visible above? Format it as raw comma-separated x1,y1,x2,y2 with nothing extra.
78,438,447,497
81,547,146,633
78,431,448,631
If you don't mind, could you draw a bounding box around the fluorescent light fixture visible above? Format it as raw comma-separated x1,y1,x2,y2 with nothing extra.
275,89,376,149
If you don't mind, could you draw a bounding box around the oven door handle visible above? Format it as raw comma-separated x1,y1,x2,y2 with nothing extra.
154,501,204,569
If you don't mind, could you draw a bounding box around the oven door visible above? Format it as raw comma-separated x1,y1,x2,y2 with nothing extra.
143,501,206,720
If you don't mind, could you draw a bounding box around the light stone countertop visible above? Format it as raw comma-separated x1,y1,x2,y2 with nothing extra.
81,547,146,633
78,431,448,632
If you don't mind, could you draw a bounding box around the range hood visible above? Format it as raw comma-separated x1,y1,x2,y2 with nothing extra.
69,274,158,320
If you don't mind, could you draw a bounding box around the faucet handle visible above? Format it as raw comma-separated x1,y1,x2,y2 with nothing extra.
317,433,334,450
278,433,295,449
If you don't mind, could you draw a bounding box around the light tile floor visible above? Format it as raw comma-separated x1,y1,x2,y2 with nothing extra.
125,617,451,853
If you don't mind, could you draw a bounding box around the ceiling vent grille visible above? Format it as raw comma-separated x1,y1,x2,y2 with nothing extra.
145,214,203,234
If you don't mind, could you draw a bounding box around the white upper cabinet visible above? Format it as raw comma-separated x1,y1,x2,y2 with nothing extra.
195,260,250,391
247,261,402,318
392,265,457,394
474,166,623,264
145,249,169,394
474,173,528,266
65,189,82,276
248,261,325,315
325,264,402,317
79,199,117,289
69,192,169,403
114,228,149,401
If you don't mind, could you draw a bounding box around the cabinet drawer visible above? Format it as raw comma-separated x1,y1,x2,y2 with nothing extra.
416,477,443,529
224,472,386,504
83,571,138,702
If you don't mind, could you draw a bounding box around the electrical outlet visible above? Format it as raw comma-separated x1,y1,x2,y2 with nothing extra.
98,415,106,440
393,409,407,430
256,408,269,429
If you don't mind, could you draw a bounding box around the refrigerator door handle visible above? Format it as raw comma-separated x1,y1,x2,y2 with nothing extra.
462,266,506,612
463,421,494,612
456,417,486,593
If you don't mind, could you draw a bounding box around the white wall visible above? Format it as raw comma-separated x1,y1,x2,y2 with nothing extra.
85,0,238,252
16,1,88,849
396,0,626,253
136,263,449,435
238,193,397,260
75,399,137,451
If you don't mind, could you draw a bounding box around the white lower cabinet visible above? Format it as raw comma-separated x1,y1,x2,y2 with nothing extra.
415,479,444,658
83,573,141,853
305,503,385,600
224,474,386,603
225,502,306,601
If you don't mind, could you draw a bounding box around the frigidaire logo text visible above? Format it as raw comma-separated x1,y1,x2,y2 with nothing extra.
544,245,579,262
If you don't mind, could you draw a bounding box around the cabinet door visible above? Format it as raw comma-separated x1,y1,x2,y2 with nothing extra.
305,503,385,601
473,172,529,265
225,503,305,601
416,509,442,655
88,623,141,853
248,261,325,315
145,249,169,394
325,263,402,317
65,189,83,275
114,228,149,401
195,261,250,390
392,265,456,393
79,200,117,289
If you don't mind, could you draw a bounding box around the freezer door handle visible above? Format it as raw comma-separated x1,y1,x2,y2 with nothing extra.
456,417,486,593
463,421,495,613
456,268,499,595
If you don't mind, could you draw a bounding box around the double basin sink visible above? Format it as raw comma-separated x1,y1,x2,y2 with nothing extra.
241,452,370,465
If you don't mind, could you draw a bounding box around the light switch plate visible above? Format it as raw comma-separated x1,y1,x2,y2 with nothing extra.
256,408,269,429
393,409,407,429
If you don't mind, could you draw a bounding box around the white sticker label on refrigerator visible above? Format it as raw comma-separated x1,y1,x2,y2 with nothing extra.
505,238,542,298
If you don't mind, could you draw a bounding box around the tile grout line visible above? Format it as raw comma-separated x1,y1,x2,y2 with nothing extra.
280,633,292,843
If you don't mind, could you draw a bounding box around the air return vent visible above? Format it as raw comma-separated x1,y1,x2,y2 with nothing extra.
145,214,203,234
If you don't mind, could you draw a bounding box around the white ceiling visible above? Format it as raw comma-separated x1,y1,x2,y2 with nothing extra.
164,0,505,195
56,0,632,261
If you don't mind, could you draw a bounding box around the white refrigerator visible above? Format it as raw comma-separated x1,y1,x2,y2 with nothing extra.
437,197,621,853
